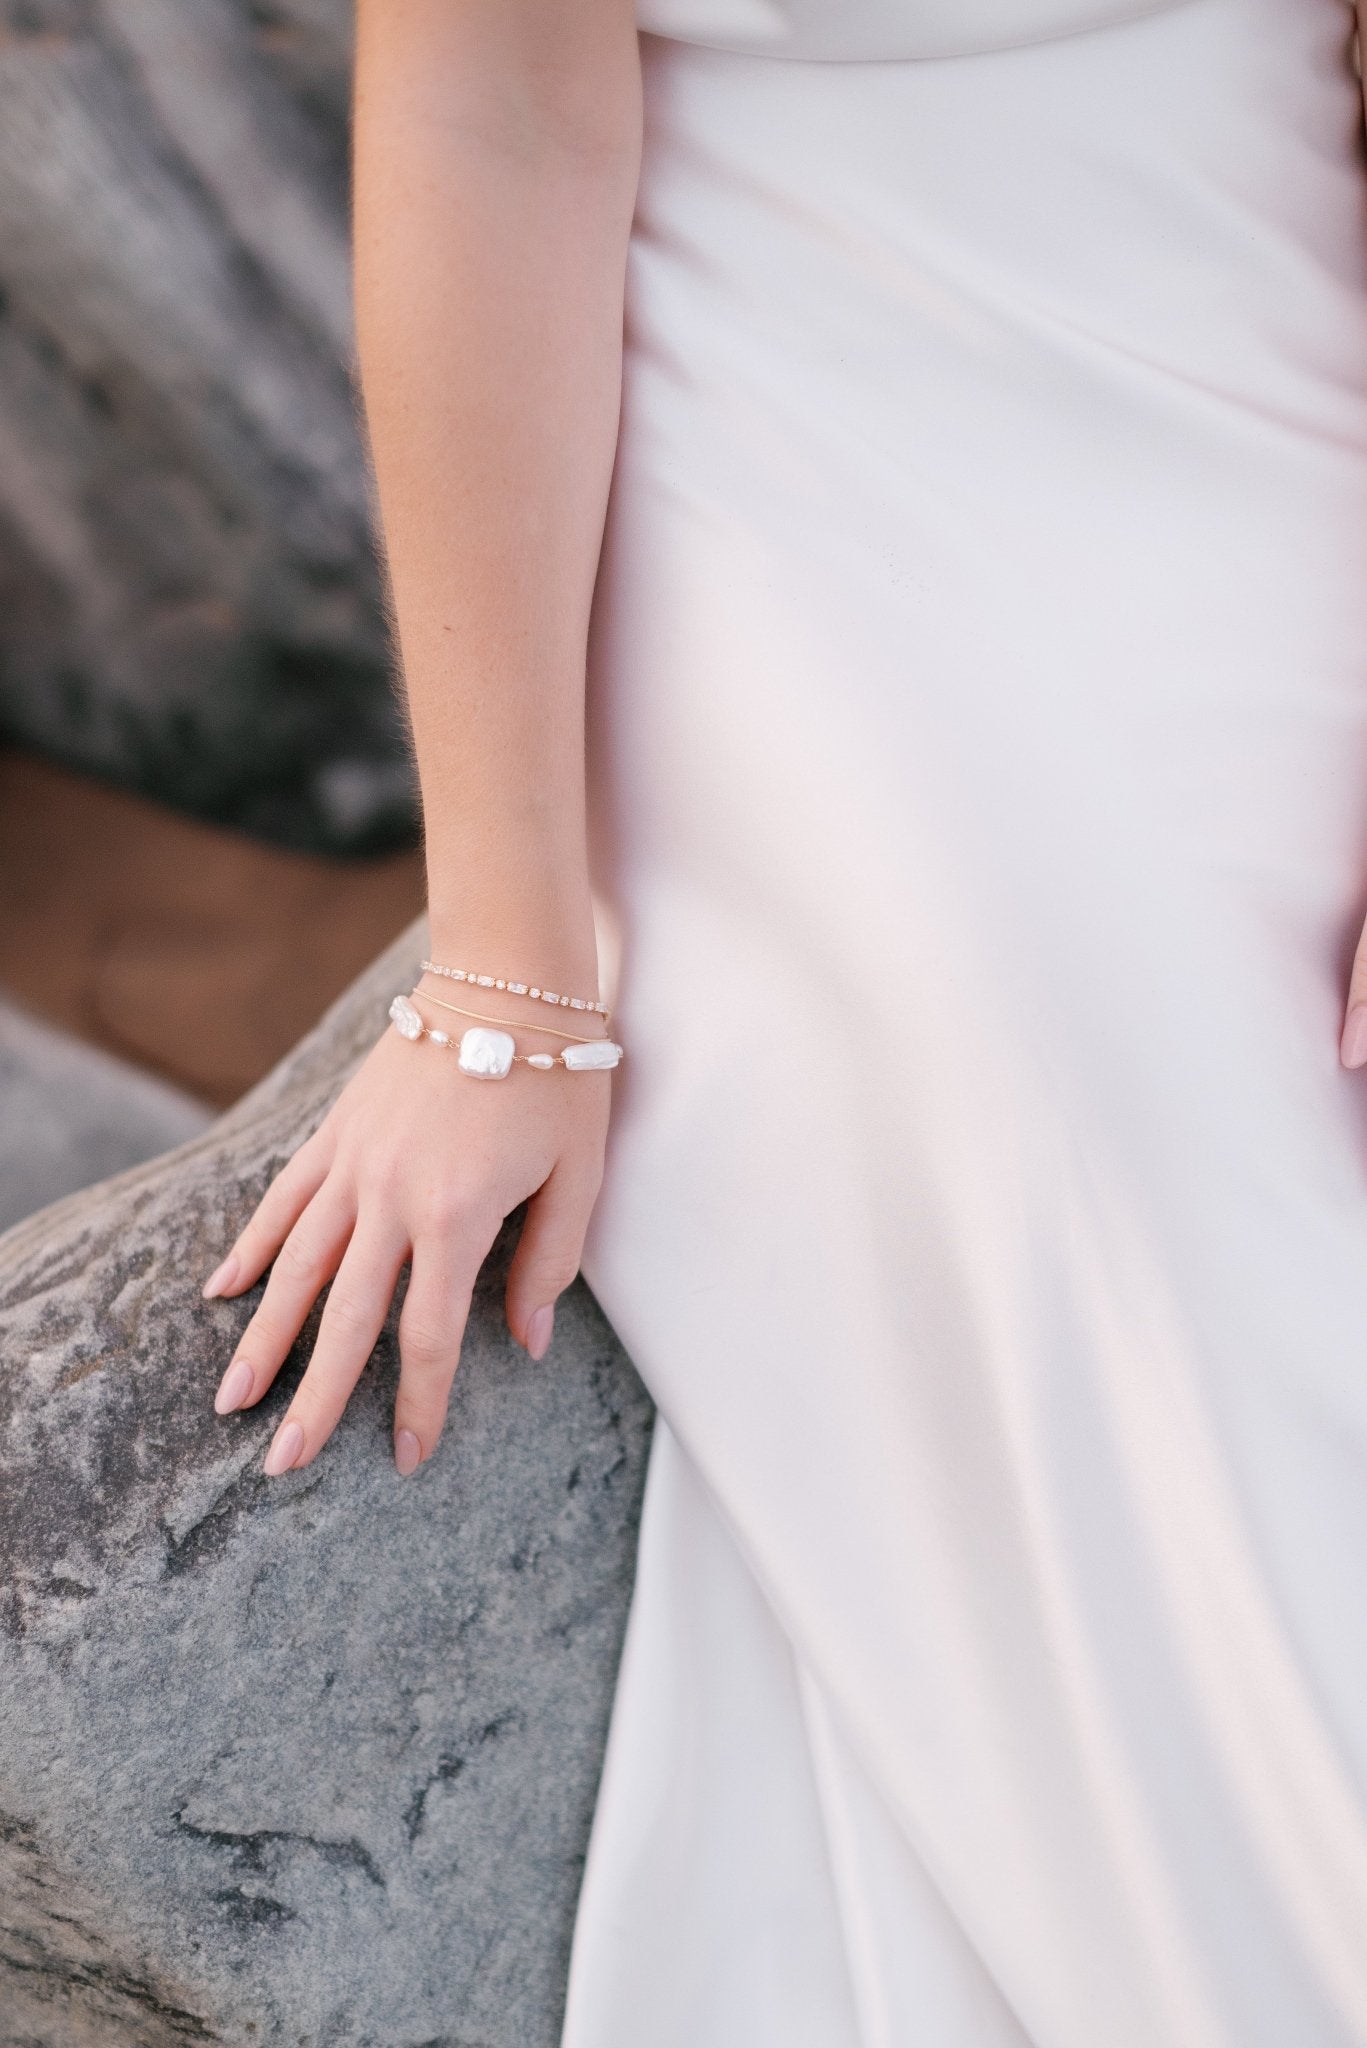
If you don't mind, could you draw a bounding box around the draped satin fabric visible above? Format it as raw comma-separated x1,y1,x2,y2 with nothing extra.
566,1,1367,2039
635,0,1195,58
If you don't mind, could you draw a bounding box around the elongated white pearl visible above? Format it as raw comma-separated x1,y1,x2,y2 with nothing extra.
526,1053,556,1070
561,1039,623,1071
389,995,424,1042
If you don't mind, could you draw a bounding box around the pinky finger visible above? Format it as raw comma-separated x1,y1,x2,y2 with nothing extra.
202,1133,333,1299
1343,916,1367,1069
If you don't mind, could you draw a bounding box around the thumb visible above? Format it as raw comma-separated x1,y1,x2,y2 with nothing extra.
1343,918,1367,1068
506,1156,602,1359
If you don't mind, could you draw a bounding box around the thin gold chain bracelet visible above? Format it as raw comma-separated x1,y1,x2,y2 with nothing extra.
415,988,605,1044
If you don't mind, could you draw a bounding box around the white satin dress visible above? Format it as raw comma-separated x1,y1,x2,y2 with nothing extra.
570,2,1367,2041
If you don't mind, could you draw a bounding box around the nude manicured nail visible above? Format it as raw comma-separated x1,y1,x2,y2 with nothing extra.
394,1429,422,1478
1343,1003,1367,1069
263,1419,304,1477
526,1304,555,1361
214,1358,253,1415
202,1256,238,1300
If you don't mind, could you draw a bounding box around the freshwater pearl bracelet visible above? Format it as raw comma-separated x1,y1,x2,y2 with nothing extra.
420,957,609,1018
389,994,623,1078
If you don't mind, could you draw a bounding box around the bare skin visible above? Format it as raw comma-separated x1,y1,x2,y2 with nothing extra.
201,0,643,1478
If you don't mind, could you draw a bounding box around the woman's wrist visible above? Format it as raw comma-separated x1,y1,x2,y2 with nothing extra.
424,885,600,1002
422,784,599,975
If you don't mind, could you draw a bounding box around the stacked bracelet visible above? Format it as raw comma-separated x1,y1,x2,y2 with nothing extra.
420,957,610,1018
389,993,622,1078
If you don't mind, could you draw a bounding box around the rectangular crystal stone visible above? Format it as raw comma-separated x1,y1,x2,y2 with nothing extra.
457,1026,515,1078
561,1039,622,1070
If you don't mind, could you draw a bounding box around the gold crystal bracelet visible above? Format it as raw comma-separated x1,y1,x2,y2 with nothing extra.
420,957,609,1018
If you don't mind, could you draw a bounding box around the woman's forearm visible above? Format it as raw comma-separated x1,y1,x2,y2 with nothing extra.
351,0,642,987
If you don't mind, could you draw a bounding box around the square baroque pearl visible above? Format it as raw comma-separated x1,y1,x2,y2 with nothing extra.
561,1039,623,1071
457,1026,516,1079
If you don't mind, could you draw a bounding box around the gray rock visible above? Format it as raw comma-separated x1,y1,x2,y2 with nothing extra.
0,0,415,854
0,918,653,2046
0,997,211,1233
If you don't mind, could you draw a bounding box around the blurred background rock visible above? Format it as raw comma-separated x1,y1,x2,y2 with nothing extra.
0,0,426,1225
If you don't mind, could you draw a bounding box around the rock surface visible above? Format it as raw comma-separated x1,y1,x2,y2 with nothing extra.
0,919,654,2047
0,996,211,1232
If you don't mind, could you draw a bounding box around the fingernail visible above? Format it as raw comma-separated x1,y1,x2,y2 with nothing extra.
263,1419,304,1477
214,1358,253,1415
526,1304,555,1361
394,1428,422,1478
1343,1003,1367,1069
202,1256,238,1300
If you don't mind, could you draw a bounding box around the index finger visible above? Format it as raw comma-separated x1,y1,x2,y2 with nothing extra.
202,1131,333,1298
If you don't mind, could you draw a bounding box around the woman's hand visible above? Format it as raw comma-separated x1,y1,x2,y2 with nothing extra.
201,1009,611,1478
